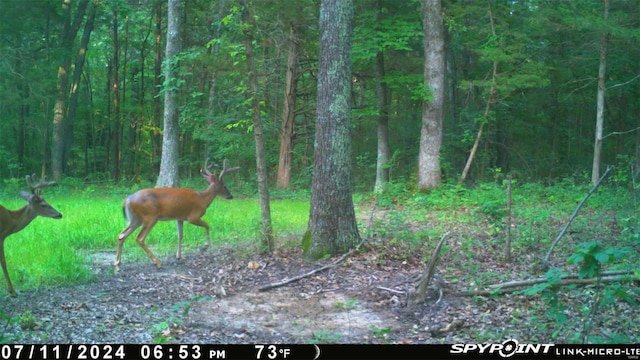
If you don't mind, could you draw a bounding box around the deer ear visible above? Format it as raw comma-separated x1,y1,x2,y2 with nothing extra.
20,191,34,202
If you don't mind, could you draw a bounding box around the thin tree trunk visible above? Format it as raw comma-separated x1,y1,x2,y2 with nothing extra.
592,0,609,186
373,0,390,193
66,1,96,177
52,0,89,181
205,0,227,159
153,0,163,173
110,6,122,181
156,0,182,188
418,0,445,191
277,24,299,189
241,0,274,252
460,7,498,183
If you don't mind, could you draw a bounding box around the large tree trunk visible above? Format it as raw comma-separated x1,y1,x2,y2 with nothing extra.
417,0,445,191
592,0,609,186
241,0,274,252
277,24,299,189
156,0,182,188
307,0,360,259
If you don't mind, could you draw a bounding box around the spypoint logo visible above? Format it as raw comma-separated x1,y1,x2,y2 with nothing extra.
450,339,554,358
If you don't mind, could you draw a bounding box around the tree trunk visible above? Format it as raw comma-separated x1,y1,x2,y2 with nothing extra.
418,0,445,191
373,0,390,193
205,0,227,159
153,0,164,173
110,6,121,181
307,0,360,259
66,1,96,177
277,24,299,189
241,0,274,252
156,0,182,188
459,7,498,183
592,0,609,186
51,0,89,181
374,49,391,193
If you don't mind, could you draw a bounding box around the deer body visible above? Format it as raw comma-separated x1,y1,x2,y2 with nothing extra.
115,160,239,271
0,176,62,296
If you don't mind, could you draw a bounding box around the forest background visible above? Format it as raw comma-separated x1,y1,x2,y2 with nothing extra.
1,0,640,344
1,0,639,190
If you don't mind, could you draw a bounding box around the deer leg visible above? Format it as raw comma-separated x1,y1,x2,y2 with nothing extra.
0,241,17,296
115,220,142,271
135,221,161,268
187,218,211,248
176,220,184,260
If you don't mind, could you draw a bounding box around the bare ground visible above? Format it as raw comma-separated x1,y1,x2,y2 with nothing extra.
1,225,638,344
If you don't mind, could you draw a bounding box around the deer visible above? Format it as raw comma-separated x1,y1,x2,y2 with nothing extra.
0,174,62,296
114,159,240,271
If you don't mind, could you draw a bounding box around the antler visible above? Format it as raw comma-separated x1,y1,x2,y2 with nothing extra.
26,174,56,196
202,158,214,176
218,159,240,180
202,159,239,180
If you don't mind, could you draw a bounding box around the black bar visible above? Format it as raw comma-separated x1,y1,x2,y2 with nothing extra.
1,344,639,360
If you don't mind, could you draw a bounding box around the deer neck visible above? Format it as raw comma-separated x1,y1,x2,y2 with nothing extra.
199,183,219,204
5,206,37,236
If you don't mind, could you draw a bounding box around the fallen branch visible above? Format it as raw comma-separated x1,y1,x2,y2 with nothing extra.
543,165,613,265
376,286,406,295
258,238,366,292
457,271,637,297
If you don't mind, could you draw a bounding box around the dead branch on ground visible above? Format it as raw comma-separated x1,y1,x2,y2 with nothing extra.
258,237,366,292
457,270,637,296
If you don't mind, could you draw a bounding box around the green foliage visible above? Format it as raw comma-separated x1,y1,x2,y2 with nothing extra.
369,325,392,341
308,330,343,344
567,241,630,279
520,240,637,343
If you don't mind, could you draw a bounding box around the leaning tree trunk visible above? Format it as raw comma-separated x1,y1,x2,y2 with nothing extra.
417,0,445,191
307,0,360,260
156,0,182,188
459,6,498,183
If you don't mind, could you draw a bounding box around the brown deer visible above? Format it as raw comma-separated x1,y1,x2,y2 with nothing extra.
115,159,240,271
0,174,62,296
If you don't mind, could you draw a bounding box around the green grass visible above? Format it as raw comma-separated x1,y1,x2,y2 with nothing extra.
2,179,638,296
1,190,309,294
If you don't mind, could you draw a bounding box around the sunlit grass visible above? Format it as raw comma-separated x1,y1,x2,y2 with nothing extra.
1,190,309,294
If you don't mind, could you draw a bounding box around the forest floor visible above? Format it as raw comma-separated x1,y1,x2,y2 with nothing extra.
1,204,638,345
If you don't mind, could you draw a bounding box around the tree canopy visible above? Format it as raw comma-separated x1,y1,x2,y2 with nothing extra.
0,0,639,189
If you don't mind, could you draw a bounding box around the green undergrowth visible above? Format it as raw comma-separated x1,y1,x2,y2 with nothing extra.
1,178,638,307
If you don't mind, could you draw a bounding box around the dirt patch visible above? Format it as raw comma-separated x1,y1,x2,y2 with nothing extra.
188,289,400,343
1,246,416,344
1,238,637,344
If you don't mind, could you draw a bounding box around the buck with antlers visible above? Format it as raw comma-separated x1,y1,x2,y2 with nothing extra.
115,159,240,271
0,174,62,296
